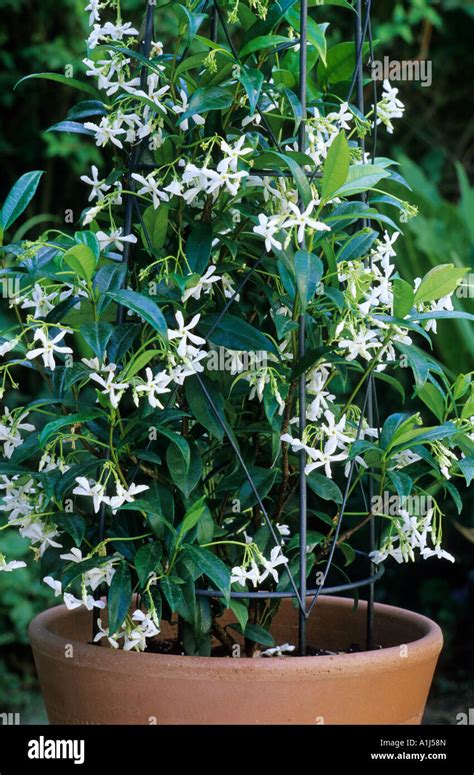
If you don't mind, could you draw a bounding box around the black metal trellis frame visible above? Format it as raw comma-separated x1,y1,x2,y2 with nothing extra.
100,0,384,655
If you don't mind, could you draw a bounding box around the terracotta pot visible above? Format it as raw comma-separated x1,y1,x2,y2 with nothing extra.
29,595,442,725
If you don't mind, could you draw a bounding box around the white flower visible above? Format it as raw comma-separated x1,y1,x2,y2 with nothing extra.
21,284,57,318
276,523,290,537
305,372,335,421
230,561,261,588
168,312,206,358
59,547,83,563
283,200,330,244
421,546,455,563
338,327,381,362
19,522,62,557
64,593,105,611
93,618,123,648
182,265,221,303
259,546,288,583
205,168,248,197
371,230,399,270
80,165,111,201
134,368,172,409
320,410,352,450
90,370,129,408
84,117,127,148
43,576,62,596
261,642,295,656
95,228,137,253
0,337,19,357
253,214,283,252
172,89,205,130
0,555,26,572
326,101,353,130
375,80,405,134
85,0,101,25
131,173,169,209
0,408,35,458
305,447,348,478
87,21,139,50
26,327,73,371
109,482,150,514
220,136,252,172
73,477,110,514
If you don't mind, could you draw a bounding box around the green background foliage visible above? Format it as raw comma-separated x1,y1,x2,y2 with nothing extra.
0,0,473,723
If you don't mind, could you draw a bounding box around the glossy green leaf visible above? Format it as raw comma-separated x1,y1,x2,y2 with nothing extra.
0,171,44,233
135,543,163,586
321,131,349,200
108,561,132,635
414,264,469,305
107,290,168,339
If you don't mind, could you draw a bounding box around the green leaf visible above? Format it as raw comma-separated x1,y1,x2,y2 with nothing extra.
184,545,230,603
321,131,350,200
39,409,104,448
15,72,100,98
373,372,405,402
200,313,278,354
229,600,249,633
46,121,95,137
179,497,206,537
142,205,169,250
107,290,168,339
416,382,445,422
229,622,275,648
393,278,415,318
107,323,141,363
75,230,100,259
294,250,323,309
285,9,327,64
181,86,233,121
240,35,292,59
122,349,161,379
380,413,413,450
53,513,86,547
396,343,433,386
0,171,44,234
156,427,190,468
390,423,458,453
331,165,390,198
160,577,187,615
319,41,370,84
62,244,97,283
414,264,469,305
457,455,474,486
337,229,378,262
135,543,163,586
93,264,127,314
186,222,213,274
237,66,264,115
185,375,225,441
81,322,113,360
307,472,343,504
108,561,132,636
167,441,202,497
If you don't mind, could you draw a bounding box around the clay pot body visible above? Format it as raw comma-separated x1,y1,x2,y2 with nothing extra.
29,595,442,725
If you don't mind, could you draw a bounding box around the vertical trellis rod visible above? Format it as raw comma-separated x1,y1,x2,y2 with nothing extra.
297,0,309,656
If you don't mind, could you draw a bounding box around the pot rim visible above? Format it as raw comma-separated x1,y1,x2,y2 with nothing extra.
29,595,443,675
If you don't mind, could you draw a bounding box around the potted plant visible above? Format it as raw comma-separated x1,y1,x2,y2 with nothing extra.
1,0,472,725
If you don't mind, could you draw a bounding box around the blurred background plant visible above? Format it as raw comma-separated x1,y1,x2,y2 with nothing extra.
0,0,472,723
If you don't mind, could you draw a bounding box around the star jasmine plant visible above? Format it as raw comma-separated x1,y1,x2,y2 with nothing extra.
0,0,472,658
